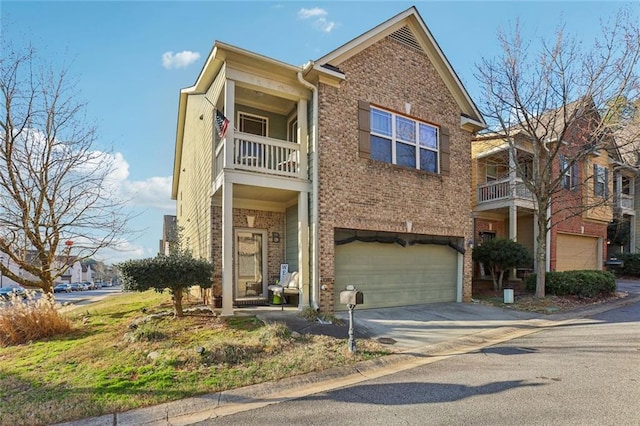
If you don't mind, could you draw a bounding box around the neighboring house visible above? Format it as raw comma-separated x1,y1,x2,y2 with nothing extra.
56,256,82,284
608,119,640,255
172,7,485,314
0,251,20,288
81,263,94,283
159,215,178,256
471,100,615,277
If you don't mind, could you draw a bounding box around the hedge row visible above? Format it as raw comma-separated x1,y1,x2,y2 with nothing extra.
613,253,640,277
525,270,616,298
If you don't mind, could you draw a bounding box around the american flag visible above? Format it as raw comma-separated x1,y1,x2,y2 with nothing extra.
215,109,230,139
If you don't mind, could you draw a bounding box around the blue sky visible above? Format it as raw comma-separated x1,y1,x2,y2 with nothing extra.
3,1,638,263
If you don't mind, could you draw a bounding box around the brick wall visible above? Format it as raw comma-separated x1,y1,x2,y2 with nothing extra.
316,37,474,311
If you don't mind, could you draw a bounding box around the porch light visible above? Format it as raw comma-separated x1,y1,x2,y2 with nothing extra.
406,221,412,233
247,216,255,228
272,232,280,243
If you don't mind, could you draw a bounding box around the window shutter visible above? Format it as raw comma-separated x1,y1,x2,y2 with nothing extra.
571,162,578,190
358,100,371,159
594,164,598,195
440,126,450,175
604,167,609,197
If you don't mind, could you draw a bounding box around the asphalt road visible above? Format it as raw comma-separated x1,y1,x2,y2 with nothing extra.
196,299,640,426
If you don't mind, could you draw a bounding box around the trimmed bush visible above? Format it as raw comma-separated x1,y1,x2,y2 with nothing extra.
616,253,640,277
525,270,616,297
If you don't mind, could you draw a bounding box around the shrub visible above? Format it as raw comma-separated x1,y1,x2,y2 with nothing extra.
472,238,532,290
616,253,640,277
525,270,616,297
0,291,73,346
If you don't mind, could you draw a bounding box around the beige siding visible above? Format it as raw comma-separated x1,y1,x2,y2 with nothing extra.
584,151,614,223
177,94,214,260
516,215,535,256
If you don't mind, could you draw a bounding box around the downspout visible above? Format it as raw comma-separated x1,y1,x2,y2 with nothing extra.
298,64,319,310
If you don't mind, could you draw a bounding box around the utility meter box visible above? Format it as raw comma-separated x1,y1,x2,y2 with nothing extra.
340,289,364,305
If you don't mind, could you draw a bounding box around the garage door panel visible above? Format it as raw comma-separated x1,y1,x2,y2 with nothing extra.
556,234,598,271
334,241,457,310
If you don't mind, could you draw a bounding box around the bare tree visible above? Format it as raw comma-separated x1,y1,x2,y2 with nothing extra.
476,9,640,297
0,44,134,293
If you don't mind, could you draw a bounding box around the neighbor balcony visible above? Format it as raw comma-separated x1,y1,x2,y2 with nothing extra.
615,192,635,215
476,177,535,211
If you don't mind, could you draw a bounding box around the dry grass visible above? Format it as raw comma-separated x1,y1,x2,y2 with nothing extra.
0,291,73,346
0,291,389,425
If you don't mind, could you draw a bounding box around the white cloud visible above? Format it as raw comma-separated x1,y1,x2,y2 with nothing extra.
162,51,201,69
298,7,336,33
298,7,327,19
121,176,175,211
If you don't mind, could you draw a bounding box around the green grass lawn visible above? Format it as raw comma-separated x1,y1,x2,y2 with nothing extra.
0,291,388,425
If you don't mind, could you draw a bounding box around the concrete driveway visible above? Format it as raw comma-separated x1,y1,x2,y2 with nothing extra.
333,302,541,351
254,300,542,352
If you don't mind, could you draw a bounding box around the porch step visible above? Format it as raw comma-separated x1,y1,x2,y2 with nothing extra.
234,297,269,306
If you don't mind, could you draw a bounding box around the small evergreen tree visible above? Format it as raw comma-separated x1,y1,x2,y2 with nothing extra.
117,240,212,317
472,238,531,291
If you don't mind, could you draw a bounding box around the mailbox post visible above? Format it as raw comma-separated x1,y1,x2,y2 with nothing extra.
340,286,363,353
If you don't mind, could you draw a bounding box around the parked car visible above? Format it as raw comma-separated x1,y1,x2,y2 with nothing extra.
69,283,88,291
83,281,96,290
0,285,27,299
54,283,72,293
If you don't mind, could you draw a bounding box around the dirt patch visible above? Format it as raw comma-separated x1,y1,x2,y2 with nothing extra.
472,290,629,314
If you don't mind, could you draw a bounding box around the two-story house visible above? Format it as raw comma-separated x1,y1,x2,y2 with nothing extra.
172,7,485,314
471,100,615,280
608,120,640,255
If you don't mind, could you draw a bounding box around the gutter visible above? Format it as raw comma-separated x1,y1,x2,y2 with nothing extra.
298,64,320,310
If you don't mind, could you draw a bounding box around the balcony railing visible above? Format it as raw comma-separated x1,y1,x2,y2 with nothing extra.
215,131,302,179
616,193,634,211
477,178,533,204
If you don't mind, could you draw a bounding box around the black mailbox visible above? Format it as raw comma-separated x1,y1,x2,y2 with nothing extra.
340,289,364,305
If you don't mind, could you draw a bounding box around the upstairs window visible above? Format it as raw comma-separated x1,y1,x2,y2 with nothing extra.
369,107,439,173
238,112,268,136
594,164,608,197
560,154,578,190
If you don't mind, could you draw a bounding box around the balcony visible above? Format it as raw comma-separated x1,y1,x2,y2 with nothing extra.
615,193,635,214
215,132,303,179
476,178,535,210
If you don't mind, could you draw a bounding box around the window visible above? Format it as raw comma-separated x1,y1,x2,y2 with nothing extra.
561,154,578,190
486,164,498,182
238,112,268,136
370,107,439,173
594,164,608,197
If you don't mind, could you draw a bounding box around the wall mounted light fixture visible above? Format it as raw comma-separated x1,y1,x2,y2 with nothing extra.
272,232,280,243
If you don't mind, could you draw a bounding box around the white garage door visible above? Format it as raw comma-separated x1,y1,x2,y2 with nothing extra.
334,241,458,311
556,234,599,271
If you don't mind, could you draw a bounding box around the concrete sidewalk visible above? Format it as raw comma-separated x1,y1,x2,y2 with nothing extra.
57,291,640,426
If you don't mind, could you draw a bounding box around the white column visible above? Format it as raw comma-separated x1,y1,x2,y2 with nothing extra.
509,203,518,280
533,211,539,271
456,252,463,303
298,191,310,308
630,215,636,254
221,180,234,316
223,80,235,169
297,98,308,178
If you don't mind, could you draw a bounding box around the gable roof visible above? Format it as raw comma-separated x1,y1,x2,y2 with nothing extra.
312,6,485,131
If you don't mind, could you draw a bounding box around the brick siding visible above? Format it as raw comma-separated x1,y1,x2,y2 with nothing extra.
316,37,474,311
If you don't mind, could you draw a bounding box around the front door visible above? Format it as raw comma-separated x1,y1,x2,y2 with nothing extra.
235,229,267,300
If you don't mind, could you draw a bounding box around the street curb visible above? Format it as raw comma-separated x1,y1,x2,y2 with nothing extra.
55,292,638,426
